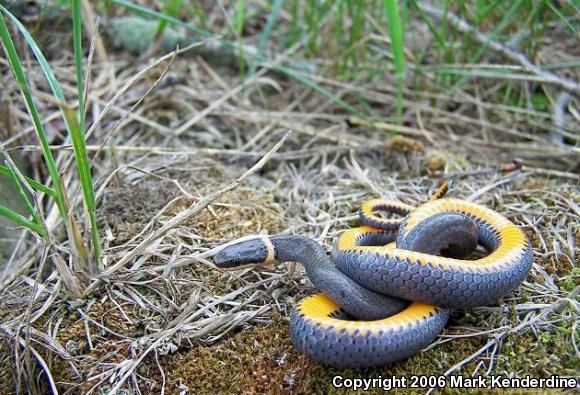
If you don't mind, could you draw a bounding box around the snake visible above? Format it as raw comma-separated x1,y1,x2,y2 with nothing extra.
213,180,533,368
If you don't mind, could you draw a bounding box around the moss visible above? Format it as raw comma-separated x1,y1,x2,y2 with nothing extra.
495,319,578,378
99,171,285,246
21,300,140,393
558,268,580,292
98,179,183,245
385,135,425,153
130,310,577,394
137,316,309,394
137,317,486,395
166,189,285,240
424,153,447,175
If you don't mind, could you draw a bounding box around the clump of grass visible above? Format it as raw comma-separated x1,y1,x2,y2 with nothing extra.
107,0,366,118
106,0,578,126
0,3,101,288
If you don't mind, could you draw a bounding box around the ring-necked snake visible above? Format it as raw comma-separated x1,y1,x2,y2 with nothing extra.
213,180,533,368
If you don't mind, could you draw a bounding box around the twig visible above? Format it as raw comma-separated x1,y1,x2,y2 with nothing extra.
427,285,580,395
0,325,59,395
82,131,291,296
85,37,219,140
348,116,433,138
80,0,109,71
466,172,530,202
104,282,278,394
522,165,580,181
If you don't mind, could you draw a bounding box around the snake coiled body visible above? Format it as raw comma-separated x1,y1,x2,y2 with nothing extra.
214,184,533,368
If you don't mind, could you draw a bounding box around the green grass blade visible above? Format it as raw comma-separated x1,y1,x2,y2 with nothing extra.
287,0,300,47
258,0,283,54
0,8,68,219
61,105,101,265
2,4,88,140
546,0,577,35
233,0,247,73
2,4,101,264
1,4,83,169
4,162,40,221
4,162,49,239
451,0,523,89
71,0,100,265
409,0,446,48
156,0,181,36
0,204,47,238
233,0,246,38
277,68,365,117
72,0,85,133
0,164,56,196
106,0,209,37
475,0,504,24
1,6,68,111
383,0,406,122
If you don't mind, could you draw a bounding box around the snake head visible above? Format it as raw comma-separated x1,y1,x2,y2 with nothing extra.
398,212,479,258
214,238,273,269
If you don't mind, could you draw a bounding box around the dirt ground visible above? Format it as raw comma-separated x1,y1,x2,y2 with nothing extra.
0,2,578,394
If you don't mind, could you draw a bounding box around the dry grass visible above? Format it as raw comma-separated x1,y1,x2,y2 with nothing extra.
0,2,578,394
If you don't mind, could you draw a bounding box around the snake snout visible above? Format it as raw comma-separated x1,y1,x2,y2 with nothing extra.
214,239,271,268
